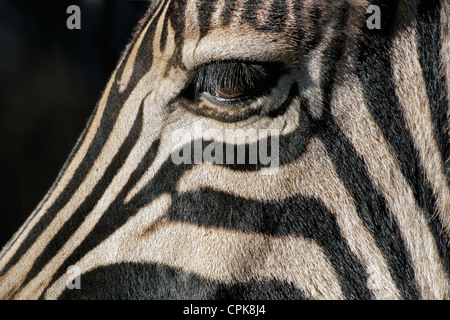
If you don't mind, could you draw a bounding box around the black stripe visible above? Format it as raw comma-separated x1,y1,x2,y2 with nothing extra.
166,0,188,71
266,82,299,118
318,2,348,107
167,188,371,299
159,7,170,52
123,2,164,92
242,0,288,33
220,0,238,27
416,0,450,277
58,262,307,300
197,0,219,39
300,2,325,53
358,0,450,285
416,0,450,185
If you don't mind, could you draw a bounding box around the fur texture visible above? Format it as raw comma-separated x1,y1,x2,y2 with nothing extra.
0,0,448,300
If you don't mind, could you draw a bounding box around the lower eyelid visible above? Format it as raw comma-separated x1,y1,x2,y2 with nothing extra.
202,92,245,105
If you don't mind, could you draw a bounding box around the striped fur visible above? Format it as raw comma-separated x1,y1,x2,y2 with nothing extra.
0,0,449,300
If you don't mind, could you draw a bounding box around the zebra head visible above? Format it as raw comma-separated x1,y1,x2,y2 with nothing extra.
0,0,449,300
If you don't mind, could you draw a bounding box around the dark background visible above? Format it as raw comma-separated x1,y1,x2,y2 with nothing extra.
0,0,150,249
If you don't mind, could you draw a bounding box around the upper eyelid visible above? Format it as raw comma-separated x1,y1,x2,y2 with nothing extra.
182,33,297,71
188,60,283,86
194,63,268,88
188,59,284,75
187,56,278,70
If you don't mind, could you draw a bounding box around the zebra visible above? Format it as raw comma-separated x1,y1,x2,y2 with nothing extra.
0,0,449,300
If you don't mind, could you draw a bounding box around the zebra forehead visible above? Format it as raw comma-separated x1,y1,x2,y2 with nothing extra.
166,0,337,40
146,0,324,67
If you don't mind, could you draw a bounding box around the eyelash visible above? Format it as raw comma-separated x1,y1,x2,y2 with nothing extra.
183,61,280,106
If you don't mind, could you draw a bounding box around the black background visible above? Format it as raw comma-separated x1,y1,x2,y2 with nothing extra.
0,0,149,249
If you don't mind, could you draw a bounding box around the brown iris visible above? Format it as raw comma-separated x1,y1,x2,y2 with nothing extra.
215,83,247,100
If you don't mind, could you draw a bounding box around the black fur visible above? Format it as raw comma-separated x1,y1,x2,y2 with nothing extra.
58,262,307,300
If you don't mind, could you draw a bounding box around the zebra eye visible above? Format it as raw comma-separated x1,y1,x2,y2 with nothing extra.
184,61,279,106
